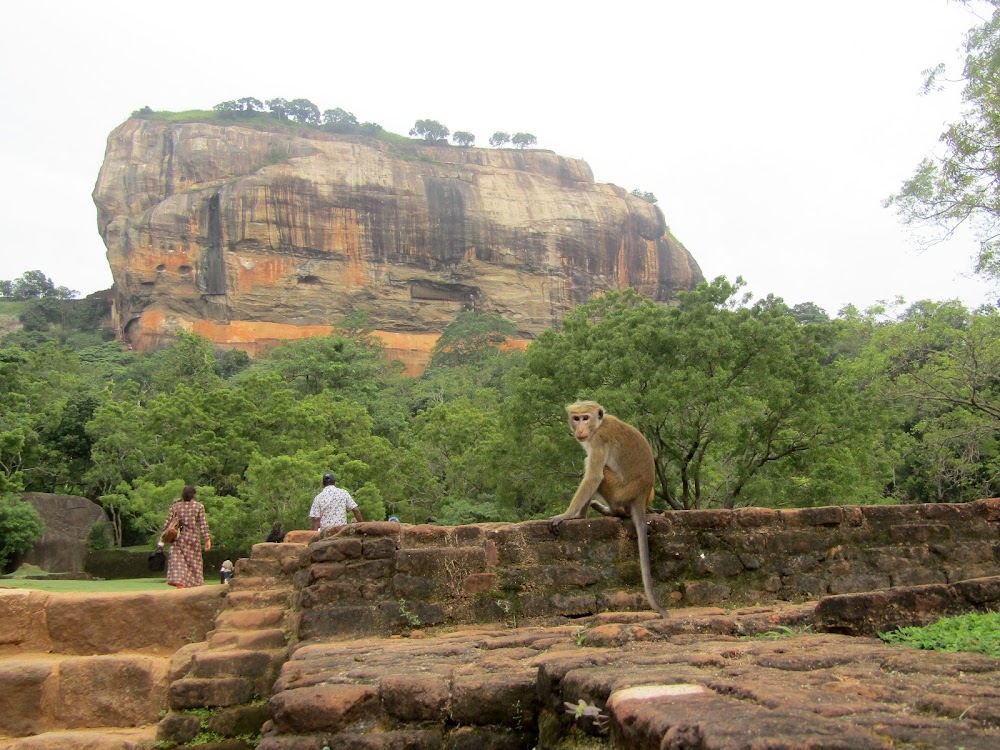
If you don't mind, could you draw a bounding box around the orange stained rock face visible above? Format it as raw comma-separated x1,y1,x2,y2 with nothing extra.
233,256,292,294
330,208,369,288
127,312,532,376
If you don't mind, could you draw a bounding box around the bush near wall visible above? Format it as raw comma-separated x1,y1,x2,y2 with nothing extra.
86,548,250,579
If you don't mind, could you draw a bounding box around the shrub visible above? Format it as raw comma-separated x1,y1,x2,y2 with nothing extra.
0,495,45,572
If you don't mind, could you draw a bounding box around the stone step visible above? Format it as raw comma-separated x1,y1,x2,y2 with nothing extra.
188,648,286,696
223,588,293,610
0,724,157,750
209,628,288,651
235,558,282,578
168,676,255,709
0,653,168,736
227,574,287,593
249,541,310,564
158,703,269,745
213,607,286,632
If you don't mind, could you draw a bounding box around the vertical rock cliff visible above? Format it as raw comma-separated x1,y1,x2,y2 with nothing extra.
93,117,703,370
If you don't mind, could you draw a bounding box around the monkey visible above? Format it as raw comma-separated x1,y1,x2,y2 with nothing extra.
549,400,668,618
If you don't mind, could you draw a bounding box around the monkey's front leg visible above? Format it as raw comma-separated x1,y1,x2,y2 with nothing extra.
549,499,593,531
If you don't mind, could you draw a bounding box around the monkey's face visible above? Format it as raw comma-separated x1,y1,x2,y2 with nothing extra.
569,410,602,442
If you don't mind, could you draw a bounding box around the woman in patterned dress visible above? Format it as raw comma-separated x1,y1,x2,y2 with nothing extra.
159,485,212,588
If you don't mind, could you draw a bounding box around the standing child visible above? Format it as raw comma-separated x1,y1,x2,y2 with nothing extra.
220,559,233,584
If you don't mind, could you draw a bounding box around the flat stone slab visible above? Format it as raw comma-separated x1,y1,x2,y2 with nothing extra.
263,604,1000,749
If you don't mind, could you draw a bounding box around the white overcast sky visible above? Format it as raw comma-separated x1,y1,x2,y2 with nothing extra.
1,0,997,315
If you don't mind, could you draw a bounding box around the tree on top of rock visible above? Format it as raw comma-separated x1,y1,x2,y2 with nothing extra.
410,119,450,142
452,131,475,147
511,132,537,149
489,131,511,147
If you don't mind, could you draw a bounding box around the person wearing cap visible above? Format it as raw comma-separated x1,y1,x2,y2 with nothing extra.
309,472,363,532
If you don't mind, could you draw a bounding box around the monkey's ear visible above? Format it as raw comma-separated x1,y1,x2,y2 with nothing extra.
597,408,604,419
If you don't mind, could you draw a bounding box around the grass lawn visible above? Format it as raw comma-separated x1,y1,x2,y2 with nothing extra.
0,564,222,593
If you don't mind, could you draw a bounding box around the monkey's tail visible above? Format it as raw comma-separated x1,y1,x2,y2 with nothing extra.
631,503,669,619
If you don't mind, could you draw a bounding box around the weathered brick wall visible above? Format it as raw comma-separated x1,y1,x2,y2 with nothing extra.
293,498,1000,641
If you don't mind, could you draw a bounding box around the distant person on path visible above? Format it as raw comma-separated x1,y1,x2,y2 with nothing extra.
159,485,211,588
309,472,363,532
266,521,286,543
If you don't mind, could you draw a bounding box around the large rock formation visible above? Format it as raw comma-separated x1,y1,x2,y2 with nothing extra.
18,493,110,574
93,117,703,371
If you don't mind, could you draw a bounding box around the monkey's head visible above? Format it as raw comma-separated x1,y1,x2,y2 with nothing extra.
566,400,604,442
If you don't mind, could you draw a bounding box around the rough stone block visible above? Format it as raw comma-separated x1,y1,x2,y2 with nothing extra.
346,558,393,579
312,537,363,563
297,605,377,641
888,523,950,544
56,655,168,728
380,673,450,720
0,589,50,650
158,711,202,743
446,727,536,750
300,580,358,609
395,547,487,577
827,574,891,595
549,593,597,616
453,524,489,546
663,509,732,531
682,580,732,605
205,702,272,737
214,607,284,631
169,677,254,709
0,660,52,736
733,507,779,527
541,564,602,588
190,649,277,679
270,683,379,733
45,587,224,654
464,572,498,594
392,573,436,600
399,524,450,546
362,536,397,559
235,557,280,577
451,671,538,726
951,575,1000,606
546,517,621,542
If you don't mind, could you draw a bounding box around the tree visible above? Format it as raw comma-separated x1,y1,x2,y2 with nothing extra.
10,270,55,300
322,108,359,132
286,98,321,125
0,494,44,571
862,299,1000,503
428,311,518,369
489,131,511,148
215,98,264,116
885,2,1000,282
266,98,289,120
358,122,384,136
236,97,264,113
511,132,537,149
409,119,449,142
500,282,887,512
630,189,658,204
452,131,475,147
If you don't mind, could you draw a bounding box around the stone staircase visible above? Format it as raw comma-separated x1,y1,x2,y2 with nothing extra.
0,586,225,750
156,541,308,746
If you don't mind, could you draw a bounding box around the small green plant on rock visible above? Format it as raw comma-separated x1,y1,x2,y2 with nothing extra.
565,699,609,733
398,598,421,629
879,612,1000,658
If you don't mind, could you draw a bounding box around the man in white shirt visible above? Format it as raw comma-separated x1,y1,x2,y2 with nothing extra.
309,472,364,531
